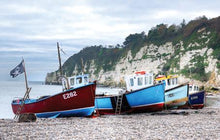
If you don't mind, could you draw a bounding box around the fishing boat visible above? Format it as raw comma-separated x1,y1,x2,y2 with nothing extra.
11,43,96,118
95,71,165,115
155,75,188,109
12,75,96,118
188,84,205,109
124,71,165,113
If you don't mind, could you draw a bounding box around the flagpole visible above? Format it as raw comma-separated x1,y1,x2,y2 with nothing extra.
22,58,29,98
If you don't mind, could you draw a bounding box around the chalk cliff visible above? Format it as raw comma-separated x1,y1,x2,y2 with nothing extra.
45,16,220,87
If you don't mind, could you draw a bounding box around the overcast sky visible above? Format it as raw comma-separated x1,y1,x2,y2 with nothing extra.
0,0,219,81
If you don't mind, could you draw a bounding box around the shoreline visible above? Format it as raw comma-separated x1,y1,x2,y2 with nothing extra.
0,95,219,140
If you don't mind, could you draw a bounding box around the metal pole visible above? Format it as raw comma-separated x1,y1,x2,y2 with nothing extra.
57,42,63,77
22,58,29,98
81,58,84,75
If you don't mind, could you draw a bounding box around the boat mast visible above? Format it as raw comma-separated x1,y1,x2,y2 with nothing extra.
23,58,30,98
81,58,84,75
57,42,70,90
57,42,63,77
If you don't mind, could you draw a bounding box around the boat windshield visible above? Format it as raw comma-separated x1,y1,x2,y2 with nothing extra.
84,76,88,83
189,85,192,91
130,78,134,86
76,77,82,84
70,78,75,86
138,77,143,86
68,74,90,88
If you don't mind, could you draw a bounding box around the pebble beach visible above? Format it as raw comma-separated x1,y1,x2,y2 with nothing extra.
0,95,220,140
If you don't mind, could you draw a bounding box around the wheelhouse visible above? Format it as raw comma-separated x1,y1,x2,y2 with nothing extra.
61,74,90,90
155,75,178,90
189,84,199,94
125,71,154,91
68,74,90,88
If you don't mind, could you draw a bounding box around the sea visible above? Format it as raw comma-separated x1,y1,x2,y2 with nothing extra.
0,81,122,119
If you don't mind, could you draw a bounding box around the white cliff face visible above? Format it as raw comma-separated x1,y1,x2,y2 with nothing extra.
92,43,176,85
158,42,174,56
46,31,220,87
205,49,217,73
179,48,207,70
88,41,219,87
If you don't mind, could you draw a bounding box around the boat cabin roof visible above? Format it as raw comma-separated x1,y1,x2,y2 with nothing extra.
155,75,179,90
155,75,178,81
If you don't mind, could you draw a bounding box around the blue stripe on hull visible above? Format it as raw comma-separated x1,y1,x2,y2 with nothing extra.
125,83,165,108
36,107,95,118
95,97,113,110
189,91,205,105
165,84,188,108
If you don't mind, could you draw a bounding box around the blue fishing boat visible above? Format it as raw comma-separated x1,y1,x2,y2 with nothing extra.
95,94,130,115
124,71,165,113
155,75,188,109
188,84,205,109
95,71,165,114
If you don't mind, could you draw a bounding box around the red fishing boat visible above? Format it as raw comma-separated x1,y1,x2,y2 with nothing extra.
12,75,96,118
11,42,96,118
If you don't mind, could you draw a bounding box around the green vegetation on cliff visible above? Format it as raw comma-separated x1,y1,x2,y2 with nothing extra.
46,16,220,84
62,45,124,76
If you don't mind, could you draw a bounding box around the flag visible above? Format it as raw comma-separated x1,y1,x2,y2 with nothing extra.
10,60,25,78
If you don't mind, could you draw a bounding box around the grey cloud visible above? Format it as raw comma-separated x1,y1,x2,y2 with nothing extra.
0,0,219,81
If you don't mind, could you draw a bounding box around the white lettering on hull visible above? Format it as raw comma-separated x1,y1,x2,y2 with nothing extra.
63,91,77,100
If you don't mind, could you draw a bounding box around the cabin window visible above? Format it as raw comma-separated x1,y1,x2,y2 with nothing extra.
176,78,178,84
194,86,198,91
149,76,152,85
62,79,67,89
84,77,88,83
130,78,134,86
145,76,148,85
189,86,192,91
76,77,82,84
138,77,143,86
158,80,162,84
173,78,176,85
70,78,75,85
172,79,175,85
167,79,171,85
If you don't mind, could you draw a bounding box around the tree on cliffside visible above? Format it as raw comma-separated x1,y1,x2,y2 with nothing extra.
123,32,146,57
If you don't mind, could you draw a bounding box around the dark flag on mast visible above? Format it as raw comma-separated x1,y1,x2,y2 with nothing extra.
10,60,25,78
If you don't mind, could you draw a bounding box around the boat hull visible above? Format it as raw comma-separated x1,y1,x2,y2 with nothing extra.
95,95,131,115
95,96,114,115
11,83,96,118
188,90,205,109
125,83,165,113
165,84,188,109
